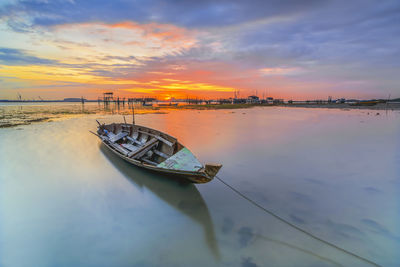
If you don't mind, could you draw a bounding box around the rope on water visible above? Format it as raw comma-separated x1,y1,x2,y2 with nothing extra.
215,175,380,267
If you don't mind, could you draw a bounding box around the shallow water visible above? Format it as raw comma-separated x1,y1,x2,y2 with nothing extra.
0,102,162,128
0,107,399,267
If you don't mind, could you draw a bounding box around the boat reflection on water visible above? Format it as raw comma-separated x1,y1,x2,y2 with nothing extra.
100,143,220,259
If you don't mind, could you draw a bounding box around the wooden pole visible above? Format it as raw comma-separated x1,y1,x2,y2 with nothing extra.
132,104,135,125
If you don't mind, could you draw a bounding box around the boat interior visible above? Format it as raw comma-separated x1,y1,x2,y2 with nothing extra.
98,123,185,167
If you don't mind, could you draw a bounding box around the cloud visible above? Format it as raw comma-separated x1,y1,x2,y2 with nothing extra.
0,47,57,65
259,67,304,76
0,0,325,28
46,21,197,60
0,0,400,99
52,21,197,47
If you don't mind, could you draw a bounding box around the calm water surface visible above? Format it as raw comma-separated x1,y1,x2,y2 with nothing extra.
0,107,399,267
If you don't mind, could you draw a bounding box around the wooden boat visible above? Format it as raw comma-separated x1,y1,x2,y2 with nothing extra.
349,100,379,106
158,103,179,107
93,118,222,183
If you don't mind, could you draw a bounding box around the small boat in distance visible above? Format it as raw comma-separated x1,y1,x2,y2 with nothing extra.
157,103,179,107
92,117,222,183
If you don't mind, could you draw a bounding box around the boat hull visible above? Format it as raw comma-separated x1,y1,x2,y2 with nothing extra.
101,140,213,183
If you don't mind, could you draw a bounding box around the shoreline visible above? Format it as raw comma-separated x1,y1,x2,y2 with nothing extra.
279,102,400,110
158,102,400,111
1,102,399,129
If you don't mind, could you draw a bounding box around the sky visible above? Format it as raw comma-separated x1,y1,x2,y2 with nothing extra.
0,0,399,100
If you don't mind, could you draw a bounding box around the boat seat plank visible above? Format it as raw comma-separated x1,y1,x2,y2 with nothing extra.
121,143,139,152
108,142,130,156
109,131,128,143
138,130,175,147
154,135,174,147
128,138,158,159
106,131,116,140
126,136,142,145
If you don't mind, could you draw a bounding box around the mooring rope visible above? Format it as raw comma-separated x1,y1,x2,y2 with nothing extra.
215,175,380,267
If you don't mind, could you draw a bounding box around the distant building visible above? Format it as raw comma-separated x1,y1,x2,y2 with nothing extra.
218,98,232,104
273,99,284,104
247,95,260,104
233,98,247,104
265,97,274,104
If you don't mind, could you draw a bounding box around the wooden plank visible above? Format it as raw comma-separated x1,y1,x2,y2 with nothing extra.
126,136,141,145
128,138,158,159
153,149,169,159
108,142,129,156
109,131,128,143
141,158,158,166
138,130,175,147
106,131,116,140
138,133,149,144
131,142,158,159
126,136,135,142
121,143,139,152
154,135,174,147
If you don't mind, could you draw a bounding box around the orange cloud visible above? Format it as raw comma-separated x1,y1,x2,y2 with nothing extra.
109,21,194,44
0,20,334,101
51,20,197,53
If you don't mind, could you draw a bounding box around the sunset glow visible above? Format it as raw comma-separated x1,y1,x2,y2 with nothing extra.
0,1,399,100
